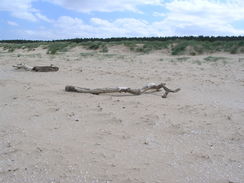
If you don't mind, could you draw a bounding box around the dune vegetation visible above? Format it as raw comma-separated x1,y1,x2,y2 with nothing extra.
1,36,244,55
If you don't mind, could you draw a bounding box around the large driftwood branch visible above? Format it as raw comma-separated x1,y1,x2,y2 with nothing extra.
13,63,59,72
65,83,180,98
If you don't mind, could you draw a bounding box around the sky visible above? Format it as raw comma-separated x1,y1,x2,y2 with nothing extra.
0,0,244,40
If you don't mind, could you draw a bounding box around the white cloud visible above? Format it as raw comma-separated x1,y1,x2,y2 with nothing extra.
7,21,19,26
20,16,96,40
20,16,165,40
0,0,52,22
35,13,53,23
0,0,38,21
158,0,244,36
44,0,164,13
153,12,166,17
165,0,244,21
2,0,244,39
54,16,159,38
91,18,113,27
114,18,160,36
22,29,57,40
53,16,96,38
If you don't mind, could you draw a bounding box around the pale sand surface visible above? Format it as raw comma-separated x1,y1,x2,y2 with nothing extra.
0,47,244,183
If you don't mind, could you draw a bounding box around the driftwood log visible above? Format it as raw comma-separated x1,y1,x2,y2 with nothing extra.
13,63,59,72
65,83,180,98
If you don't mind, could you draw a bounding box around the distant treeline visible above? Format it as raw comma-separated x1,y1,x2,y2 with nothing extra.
1,36,244,43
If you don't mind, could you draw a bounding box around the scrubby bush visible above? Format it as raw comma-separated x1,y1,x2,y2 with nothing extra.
47,42,73,54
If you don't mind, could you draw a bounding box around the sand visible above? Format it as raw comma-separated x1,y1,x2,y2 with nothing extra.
0,46,244,183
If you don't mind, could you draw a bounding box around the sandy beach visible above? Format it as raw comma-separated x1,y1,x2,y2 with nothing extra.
0,46,244,183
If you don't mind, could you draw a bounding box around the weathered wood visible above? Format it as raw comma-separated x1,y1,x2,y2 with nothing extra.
32,66,59,72
65,86,142,95
13,63,33,71
65,83,180,98
13,63,59,72
161,85,181,98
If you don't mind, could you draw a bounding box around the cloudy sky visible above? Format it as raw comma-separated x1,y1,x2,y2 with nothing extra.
0,0,244,40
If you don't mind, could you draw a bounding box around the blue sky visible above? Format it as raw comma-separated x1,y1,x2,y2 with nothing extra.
0,0,244,40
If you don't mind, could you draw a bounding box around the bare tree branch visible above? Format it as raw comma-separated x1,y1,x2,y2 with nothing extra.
65,83,180,98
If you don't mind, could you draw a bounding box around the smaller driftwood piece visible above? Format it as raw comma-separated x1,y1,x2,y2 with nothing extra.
65,83,180,98
13,63,59,72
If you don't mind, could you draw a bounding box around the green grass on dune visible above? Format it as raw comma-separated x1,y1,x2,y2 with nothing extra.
1,42,44,52
0,38,244,55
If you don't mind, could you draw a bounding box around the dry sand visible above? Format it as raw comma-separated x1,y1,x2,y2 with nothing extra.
0,46,244,183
